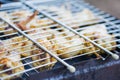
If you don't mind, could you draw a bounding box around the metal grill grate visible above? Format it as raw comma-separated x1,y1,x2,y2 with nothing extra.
24,0,120,59
0,0,120,80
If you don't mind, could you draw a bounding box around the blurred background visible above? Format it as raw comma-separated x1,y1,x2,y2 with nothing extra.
0,0,120,19
85,0,120,19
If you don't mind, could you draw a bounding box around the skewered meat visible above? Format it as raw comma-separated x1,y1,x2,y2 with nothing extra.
48,29,84,58
29,30,57,71
0,22,8,31
27,18,54,30
80,24,116,52
16,10,101,58
0,40,8,58
0,51,24,80
32,46,57,71
83,40,100,57
0,40,24,80
16,12,57,71
0,21,12,34
0,7,116,74
49,29,101,58
0,16,15,35
3,36,33,57
29,32,57,71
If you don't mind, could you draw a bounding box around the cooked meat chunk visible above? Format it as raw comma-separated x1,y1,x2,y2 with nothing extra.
3,36,33,57
80,24,116,52
0,40,8,58
30,30,57,71
32,46,57,71
49,30,85,58
0,51,24,80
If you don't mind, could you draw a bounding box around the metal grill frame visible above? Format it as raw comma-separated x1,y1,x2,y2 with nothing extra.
24,0,119,59
0,0,120,80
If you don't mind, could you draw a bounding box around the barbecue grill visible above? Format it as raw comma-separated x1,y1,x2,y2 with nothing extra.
0,0,120,80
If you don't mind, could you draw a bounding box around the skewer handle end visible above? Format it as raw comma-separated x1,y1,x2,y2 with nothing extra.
67,65,76,73
112,54,119,60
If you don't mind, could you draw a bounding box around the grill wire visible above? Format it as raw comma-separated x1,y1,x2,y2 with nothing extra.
0,0,120,80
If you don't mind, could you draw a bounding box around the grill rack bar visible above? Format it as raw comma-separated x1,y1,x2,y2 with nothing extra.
23,1,119,60
0,16,76,73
